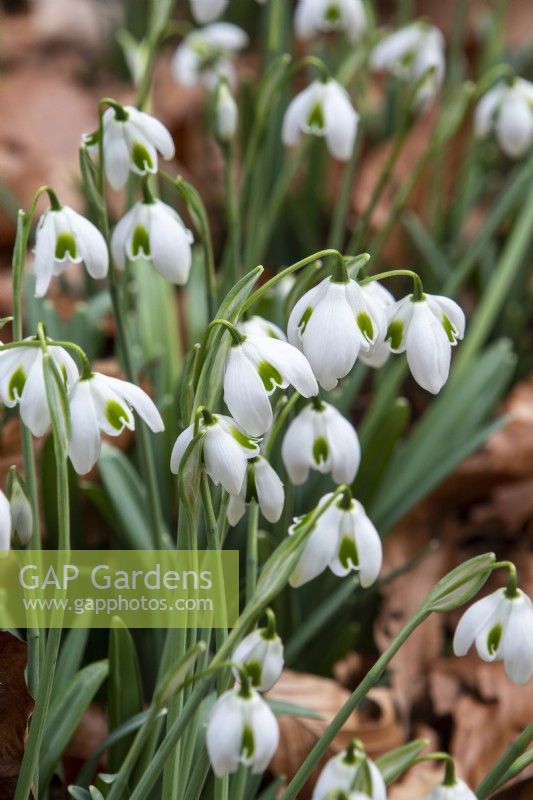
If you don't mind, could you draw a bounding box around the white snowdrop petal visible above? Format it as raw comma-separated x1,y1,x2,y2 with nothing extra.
111,205,138,270
204,425,248,495
64,207,109,280
227,493,246,526
68,380,102,474
0,491,11,550
203,22,249,50
224,346,273,437
501,594,533,684
282,83,318,147
127,107,175,160
170,424,195,473
206,691,246,777
254,337,318,398
324,405,361,484
289,513,338,587
281,409,315,485
453,591,503,657
405,301,451,393
190,0,228,23
254,457,284,523
312,752,358,799
474,85,506,137
149,203,193,284
104,125,131,190
249,696,279,773
99,374,164,432
427,294,466,341
287,279,328,347
352,508,383,587
33,213,57,297
323,82,359,161
496,91,533,158
427,779,478,800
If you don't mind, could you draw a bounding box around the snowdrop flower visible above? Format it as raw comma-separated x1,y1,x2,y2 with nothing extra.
282,400,360,485
224,329,318,436
215,81,238,142
371,22,446,108
295,0,367,43
386,292,465,394
290,491,382,588
427,779,477,800
232,619,284,691
282,79,359,161
68,373,164,475
190,0,228,24
170,412,259,495
33,205,108,297
227,456,284,526
0,343,78,437
111,199,194,285
288,276,385,390
172,23,249,90
238,315,287,342
312,741,386,800
96,105,175,190
206,686,279,776
357,282,394,369
474,78,533,159
0,491,11,551
453,587,533,684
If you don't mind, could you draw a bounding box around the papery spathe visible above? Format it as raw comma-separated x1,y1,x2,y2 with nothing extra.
282,79,359,161
34,206,108,297
453,588,533,684
282,401,360,485
68,373,164,475
294,0,367,43
111,200,194,285
227,456,284,526
206,687,279,776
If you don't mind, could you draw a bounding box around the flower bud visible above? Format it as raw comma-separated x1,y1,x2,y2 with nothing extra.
215,82,238,142
6,468,32,547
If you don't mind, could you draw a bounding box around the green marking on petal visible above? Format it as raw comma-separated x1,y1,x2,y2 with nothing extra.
298,306,313,335
338,535,359,570
307,102,325,131
312,436,329,466
8,366,26,401
230,427,257,451
258,360,283,392
55,232,77,260
131,224,150,257
131,141,154,172
105,399,129,431
487,623,503,655
357,312,374,341
244,661,262,688
441,314,456,344
241,724,255,759
291,510,313,533
386,319,404,350
325,3,341,23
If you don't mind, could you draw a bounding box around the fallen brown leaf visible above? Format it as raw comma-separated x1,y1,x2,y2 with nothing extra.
0,631,34,799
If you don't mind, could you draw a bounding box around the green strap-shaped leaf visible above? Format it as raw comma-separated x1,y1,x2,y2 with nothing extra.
108,618,144,773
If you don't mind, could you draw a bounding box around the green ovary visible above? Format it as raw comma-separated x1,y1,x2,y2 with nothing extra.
258,361,283,392
105,399,129,431
312,436,329,465
338,535,359,571
8,367,27,401
131,141,154,172
487,623,503,655
131,225,151,258
55,232,77,260
386,319,404,350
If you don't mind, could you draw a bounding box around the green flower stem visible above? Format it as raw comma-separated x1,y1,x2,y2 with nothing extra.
135,0,177,110
415,753,456,786
263,390,300,459
233,765,248,800
476,723,533,800
246,501,260,604
328,129,362,251
14,364,71,800
240,248,346,315
280,609,430,799
222,142,242,286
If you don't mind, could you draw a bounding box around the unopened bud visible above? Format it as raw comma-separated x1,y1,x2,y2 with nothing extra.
215,82,238,142
7,467,32,547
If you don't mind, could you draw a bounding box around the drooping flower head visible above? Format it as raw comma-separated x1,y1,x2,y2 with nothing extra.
227,455,285,526
170,411,260,495
312,740,386,800
453,587,533,684
111,199,194,285
223,327,318,436
282,79,359,161
386,292,465,394
91,105,175,190
282,400,360,486
68,372,164,475
475,78,533,159
0,342,78,437
426,778,477,800
172,23,249,90
206,686,279,777
289,491,382,589
294,0,367,43
34,204,108,297
287,275,385,390
370,22,446,108
232,616,284,692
